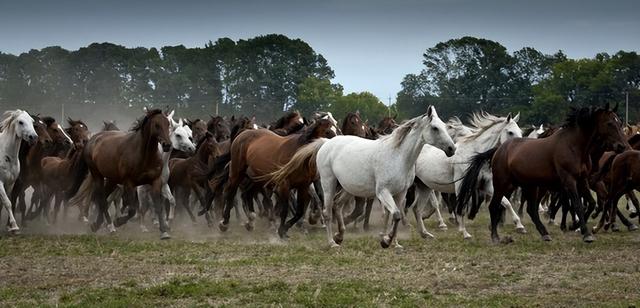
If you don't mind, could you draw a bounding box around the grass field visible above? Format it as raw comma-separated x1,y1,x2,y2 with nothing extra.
1,210,640,307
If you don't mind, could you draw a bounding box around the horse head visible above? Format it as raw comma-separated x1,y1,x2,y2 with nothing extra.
420,106,456,157
2,110,38,145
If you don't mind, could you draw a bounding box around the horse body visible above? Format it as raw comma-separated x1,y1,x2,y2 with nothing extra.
0,110,38,232
68,109,173,239
316,106,455,248
415,112,524,239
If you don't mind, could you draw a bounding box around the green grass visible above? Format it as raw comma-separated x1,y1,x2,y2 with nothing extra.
1,212,640,307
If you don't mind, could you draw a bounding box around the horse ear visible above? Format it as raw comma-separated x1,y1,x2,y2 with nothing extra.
168,110,175,119
178,118,184,127
506,113,512,122
513,112,520,123
539,124,544,130
231,115,235,122
604,102,610,111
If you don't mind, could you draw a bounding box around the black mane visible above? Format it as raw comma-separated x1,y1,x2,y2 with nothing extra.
131,109,163,132
42,116,56,127
272,111,301,129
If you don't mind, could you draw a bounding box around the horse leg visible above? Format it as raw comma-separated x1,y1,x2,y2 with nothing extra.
283,187,311,237
377,189,403,248
564,181,593,242
501,196,526,233
547,192,561,225
0,183,19,233
344,197,364,227
219,176,241,232
161,183,176,223
137,186,151,233
151,181,171,240
412,184,434,239
321,176,338,247
523,187,550,241
239,185,257,231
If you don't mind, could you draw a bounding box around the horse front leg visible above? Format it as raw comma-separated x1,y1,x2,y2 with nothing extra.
151,180,170,239
501,196,526,233
0,183,19,233
377,188,403,248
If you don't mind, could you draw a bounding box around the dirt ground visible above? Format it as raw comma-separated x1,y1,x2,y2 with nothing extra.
1,204,640,307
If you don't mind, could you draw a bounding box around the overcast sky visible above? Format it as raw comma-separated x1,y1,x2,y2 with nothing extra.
1,0,638,103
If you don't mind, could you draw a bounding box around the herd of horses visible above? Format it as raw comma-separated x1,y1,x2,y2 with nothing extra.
0,103,639,248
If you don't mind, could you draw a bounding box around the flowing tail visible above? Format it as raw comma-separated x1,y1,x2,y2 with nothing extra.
455,147,498,218
262,138,328,188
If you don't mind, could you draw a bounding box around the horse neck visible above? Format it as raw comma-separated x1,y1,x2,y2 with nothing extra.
458,124,504,153
562,125,596,162
391,127,426,171
133,127,160,164
0,129,22,162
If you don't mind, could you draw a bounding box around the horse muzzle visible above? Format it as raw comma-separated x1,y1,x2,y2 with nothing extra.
445,145,456,157
25,133,38,146
161,142,172,152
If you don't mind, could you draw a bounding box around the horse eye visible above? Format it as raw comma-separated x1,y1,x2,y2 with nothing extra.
508,131,514,135
177,135,182,140
189,137,193,142
18,121,24,125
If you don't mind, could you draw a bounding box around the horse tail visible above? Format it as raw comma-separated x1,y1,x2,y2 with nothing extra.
455,147,498,217
67,175,92,210
65,151,88,200
263,138,328,188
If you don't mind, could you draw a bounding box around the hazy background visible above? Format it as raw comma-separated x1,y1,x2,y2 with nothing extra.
2,0,638,103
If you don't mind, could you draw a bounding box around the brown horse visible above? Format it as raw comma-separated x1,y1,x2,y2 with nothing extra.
458,104,628,243
66,118,90,146
168,132,223,222
9,114,53,226
67,109,173,239
207,116,231,142
377,115,399,135
216,118,336,237
269,111,304,136
185,118,207,143
341,112,366,138
597,150,640,232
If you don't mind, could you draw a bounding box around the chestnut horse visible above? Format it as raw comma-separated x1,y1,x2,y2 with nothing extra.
216,118,337,237
67,109,173,239
459,104,628,243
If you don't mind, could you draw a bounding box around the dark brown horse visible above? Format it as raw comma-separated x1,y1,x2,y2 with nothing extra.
596,150,640,232
207,116,231,142
102,121,120,132
40,143,86,224
458,104,628,243
269,111,304,136
66,118,90,146
67,109,173,239
216,118,336,237
185,118,207,143
168,132,223,222
341,112,366,138
377,115,399,135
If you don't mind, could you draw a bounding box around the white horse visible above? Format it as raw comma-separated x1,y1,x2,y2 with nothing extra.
413,112,524,239
138,114,195,231
314,106,455,248
527,124,545,138
0,110,38,233
410,116,479,235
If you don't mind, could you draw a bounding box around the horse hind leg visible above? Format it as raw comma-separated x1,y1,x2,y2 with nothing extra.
0,183,19,233
320,176,339,247
501,196,526,233
412,184,434,239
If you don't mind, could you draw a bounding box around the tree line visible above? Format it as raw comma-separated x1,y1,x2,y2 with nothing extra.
0,35,638,125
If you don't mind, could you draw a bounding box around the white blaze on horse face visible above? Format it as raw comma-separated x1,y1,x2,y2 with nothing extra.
253,123,259,130
58,124,74,145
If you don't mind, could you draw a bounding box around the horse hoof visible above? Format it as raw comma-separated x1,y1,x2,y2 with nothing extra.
515,227,527,234
541,234,552,241
420,231,435,239
612,224,620,232
107,223,116,233
160,232,171,240
329,242,341,248
583,234,595,243
308,216,318,225
629,224,639,232
463,234,473,240
82,216,89,223
491,237,500,244
8,228,20,236
244,222,254,232
333,233,344,245
380,236,392,249
218,221,229,232
630,212,639,218
438,223,448,230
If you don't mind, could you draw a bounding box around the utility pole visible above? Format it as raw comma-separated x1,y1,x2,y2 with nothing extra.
625,91,629,125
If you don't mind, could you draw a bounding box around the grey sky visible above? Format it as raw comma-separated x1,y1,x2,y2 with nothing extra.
1,0,638,103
